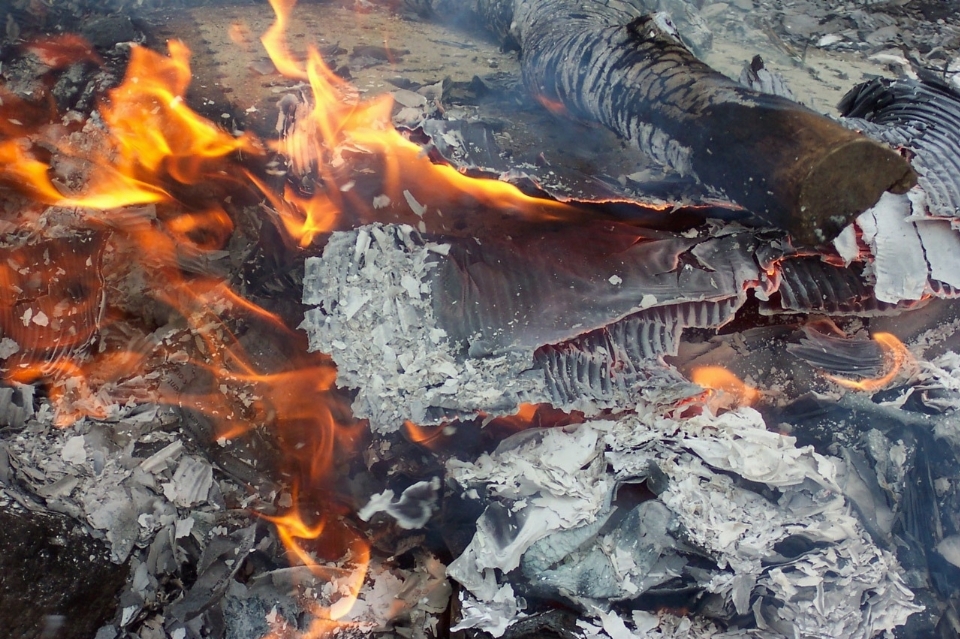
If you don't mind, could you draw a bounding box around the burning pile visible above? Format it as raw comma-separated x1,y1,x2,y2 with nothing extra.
1,0,960,638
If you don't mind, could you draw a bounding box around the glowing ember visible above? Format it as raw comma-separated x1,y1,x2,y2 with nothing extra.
0,25,368,631
0,1,657,631
690,366,761,409
823,332,911,391
1,0,915,634
403,420,449,451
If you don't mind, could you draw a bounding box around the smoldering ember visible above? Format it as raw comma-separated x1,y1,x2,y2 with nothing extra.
2,0,960,638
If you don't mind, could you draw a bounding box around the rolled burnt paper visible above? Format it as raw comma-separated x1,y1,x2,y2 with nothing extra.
434,0,916,244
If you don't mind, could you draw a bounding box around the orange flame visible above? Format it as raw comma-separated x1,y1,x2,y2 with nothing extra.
823,332,910,391
535,94,570,117
403,420,449,450
252,0,580,247
691,366,761,409
0,0,659,632
261,0,309,80
100,41,260,185
1,41,260,211
261,504,371,636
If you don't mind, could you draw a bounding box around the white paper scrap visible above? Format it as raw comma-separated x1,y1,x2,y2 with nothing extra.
856,192,927,303
61,435,87,465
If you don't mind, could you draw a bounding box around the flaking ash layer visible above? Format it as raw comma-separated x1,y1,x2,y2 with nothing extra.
299,224,548,432
446,406,922,639
299,223,772,432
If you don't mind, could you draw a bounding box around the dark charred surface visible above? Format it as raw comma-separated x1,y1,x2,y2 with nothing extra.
766,396,960,639
0,508,129,639
517,6,915,244
841,77,960,219
426,0,917,244
2,2,960,638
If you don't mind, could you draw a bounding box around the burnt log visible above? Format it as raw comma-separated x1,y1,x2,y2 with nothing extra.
431,0,916,244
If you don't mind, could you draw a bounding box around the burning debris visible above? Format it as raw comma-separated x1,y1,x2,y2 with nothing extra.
2,0,960,638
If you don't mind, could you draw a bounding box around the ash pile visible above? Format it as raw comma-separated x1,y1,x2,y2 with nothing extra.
2,0,960,639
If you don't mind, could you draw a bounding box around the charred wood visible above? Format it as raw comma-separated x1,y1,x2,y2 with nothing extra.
767,392,960,638
433,225,758,358
759,256,927,316
0,232,107,366
300,223,774,429
534,299,736,406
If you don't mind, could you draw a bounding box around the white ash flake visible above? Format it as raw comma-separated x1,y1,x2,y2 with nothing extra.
358,477,440,529
300,224,546,432
61,435,87,465
914,217,960,289
577,611,731,639
846,185,960,304
0,337,20,359
856,192,927,303
446,405,920,639
403,189,428,217
0,405,229,568
161,455,214,508
833,223,860,265
451,584,525,638
175,517,195,539
936,535,960,568
338,555,452,638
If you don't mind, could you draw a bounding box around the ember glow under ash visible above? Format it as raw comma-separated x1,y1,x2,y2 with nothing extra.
822,332,912,392
689,366,760,410
0,3,410,633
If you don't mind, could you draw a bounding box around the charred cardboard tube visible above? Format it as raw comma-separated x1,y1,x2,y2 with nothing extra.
433,1,916,245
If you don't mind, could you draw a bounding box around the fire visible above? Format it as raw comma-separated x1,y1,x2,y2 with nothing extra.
1,39,260,210
261,0,310,80
823,332,911,391
24,34,101,68
261,505,371,637
253,0,580,247
536,94,570,117
403,404,585,452
0,0,826,633
690,366,761,409
1,31,367,634
101,41,259,184
403,420,449,450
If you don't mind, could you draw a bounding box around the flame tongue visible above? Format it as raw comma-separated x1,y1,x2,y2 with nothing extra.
823,332,911,391
691,366,761,411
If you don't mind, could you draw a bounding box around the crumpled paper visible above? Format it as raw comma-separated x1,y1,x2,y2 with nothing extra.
445,405,921,638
